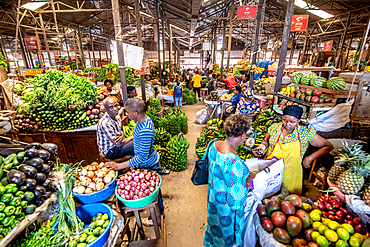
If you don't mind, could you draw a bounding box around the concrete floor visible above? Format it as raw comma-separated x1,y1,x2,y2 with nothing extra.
161,101,208,247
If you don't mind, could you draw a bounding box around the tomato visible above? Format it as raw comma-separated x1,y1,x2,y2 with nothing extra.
316,236,329,247
324,229,338,242
337,228,350,241
335,239,349,247
349,236,362,247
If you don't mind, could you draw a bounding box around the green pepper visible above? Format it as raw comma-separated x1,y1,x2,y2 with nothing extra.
3,164,12,170
1,194,13,203
0,186,5,195
18,212,25,221
4,184,17,194
20,200,28,209
0,213,5,221
15,191,24,199
14,206,22,216
9,197,21,207
0,225,3,234
1,217,12,227
4,206,15,216
0,202,5,212
3,226,11,236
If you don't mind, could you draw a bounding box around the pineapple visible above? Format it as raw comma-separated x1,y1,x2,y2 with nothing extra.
336,157,370,195
362,185,370,206
328,163,347,183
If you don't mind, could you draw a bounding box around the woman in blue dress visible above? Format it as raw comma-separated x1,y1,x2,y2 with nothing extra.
204,114,255,247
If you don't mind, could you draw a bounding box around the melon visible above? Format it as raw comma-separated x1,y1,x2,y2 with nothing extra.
307,72,318,79
327,77,346,91
300,76,311,86
310,77,327,88
292,73,303,84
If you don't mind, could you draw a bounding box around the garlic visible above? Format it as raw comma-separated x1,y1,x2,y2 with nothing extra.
96,182,105,191
84,187,93,194
98,162,105,168
103,174,113,184
81,168,88,176
88,182,96,191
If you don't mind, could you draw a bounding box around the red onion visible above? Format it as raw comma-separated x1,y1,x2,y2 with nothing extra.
142,169,148,175
125,185,131,191
123,190,129,195
121,176,126,181
141,183,147,190
131,182,137,188
129,192,134,198
120,184,125,190
134,190,138,195
149,187,155,192
127,176,133,182
133,195,139,200
131,187,136,193
155,181,159,187
116,181,121,185
127,172,132,177
133,176,140,183
136,185,141,191
150,181,156,187
117,188,122,194
123,180,129,186
138,192,144,198
125,194,131,200
144,189,150,196
145,174,151,181
139,173,145,179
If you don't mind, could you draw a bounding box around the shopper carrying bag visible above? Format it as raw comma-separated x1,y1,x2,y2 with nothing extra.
191,139,217,185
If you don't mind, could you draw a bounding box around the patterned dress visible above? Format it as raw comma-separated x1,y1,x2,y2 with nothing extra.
204,142,250,247
236,99,260,116
266,123,317,158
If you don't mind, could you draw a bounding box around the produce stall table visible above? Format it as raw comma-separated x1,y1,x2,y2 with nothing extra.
6,128,99,165
204,100,221,121
285,66,337,79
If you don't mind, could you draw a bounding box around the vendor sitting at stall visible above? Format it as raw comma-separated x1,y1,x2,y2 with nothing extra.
97,98,134,160
256,105,333,195
236,88,260,118
218,85,245,120
240,74,250,88
98,80,122,103
127,86,137,98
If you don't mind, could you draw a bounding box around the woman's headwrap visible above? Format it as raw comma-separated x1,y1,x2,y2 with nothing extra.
283,105,303,120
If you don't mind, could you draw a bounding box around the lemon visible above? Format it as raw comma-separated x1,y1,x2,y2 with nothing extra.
318,225,329,235
328,221,340,230
324,229,339,242
313,222,323,230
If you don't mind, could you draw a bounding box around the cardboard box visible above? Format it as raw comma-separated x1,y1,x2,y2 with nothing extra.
264,83,275,94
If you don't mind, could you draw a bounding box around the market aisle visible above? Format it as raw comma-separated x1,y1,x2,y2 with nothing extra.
161,101,208,247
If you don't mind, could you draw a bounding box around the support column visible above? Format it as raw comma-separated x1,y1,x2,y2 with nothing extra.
300,30,309,65
161,12,166,81
335,12,351,68
112,0,128,102
289,33,295,65
343,35,353,68
39,13,52,66
226,2,236,69
155,1,162,85
63,28,71,63
98,43,102,67
275,0,294,92
90,30,96,67
212,25,217,66
220,19,226,80
77,27,85,69
251,0,266,65
169,24,172,73
135,0,145,100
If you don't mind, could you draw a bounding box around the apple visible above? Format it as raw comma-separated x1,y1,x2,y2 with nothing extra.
355,224,365,233
334,216,344,223
311,96,319,104
328,210,335,215
318,98,325,104
341,207,350,215
313,90,322,96
322,211,329,217
292,238,307,247
335,210,344,218
295,92,302,99
305,228,314,241
328,215,335,220
326,203,333,211
308,243,319,247
346,214,354,220
318,203,326,210
320,94,325,98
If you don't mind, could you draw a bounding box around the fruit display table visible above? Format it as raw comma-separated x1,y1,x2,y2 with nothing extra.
285,66,337,79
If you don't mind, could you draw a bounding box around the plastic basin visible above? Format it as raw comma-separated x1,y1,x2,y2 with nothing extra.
73,171,118,204
115,174,161,209
53,203,113,247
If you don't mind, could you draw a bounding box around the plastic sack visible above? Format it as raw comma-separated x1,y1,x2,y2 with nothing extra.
243,158,285,247
195,109,207,124
344,195,370,224
308,99,354,132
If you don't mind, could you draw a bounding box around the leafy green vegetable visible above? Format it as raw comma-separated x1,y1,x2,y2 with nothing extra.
0,53,7,70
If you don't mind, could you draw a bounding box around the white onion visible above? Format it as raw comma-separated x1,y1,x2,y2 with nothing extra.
96,182,105,191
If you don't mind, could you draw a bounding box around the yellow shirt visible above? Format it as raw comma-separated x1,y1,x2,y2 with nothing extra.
192,74,202,88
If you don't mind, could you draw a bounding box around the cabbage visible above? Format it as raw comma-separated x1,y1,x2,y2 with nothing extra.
13,83,24,95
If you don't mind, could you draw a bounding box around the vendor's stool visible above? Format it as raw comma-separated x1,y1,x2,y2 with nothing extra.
200,88,209,100
308,159,327,190
118,198,166,246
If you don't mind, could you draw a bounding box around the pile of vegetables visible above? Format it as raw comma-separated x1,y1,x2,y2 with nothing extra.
15,69,102,131
0,53,7,70
72,162,116,195
116,169,160,200
195,122,226,159
183,88,197,105
8,221,55,247
69,212,110,247
161,134,189,172
0,142,57,240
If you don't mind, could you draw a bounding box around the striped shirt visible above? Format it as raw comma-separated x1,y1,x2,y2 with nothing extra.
128,117,159,168
97,113,122,156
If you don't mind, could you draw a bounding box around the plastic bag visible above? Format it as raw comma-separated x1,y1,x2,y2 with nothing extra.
344,195,370,224
243,159,285,247
308,99,354,132
195,109,207,124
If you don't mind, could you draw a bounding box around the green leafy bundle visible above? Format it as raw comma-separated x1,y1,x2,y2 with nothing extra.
0,52,7,69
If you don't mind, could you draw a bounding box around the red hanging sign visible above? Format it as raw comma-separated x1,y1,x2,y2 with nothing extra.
291,15,309,31
24,36,40,49
237,6,257,19
323,40,333,51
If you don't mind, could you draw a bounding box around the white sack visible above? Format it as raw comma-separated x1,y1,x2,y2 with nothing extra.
195,109,207,124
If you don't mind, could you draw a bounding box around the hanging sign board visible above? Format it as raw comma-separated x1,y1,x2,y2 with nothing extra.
237,6,257,19
24,36,40,49
140,50,150,75
323,40,333,51
290,15,309,31
111,41,144,70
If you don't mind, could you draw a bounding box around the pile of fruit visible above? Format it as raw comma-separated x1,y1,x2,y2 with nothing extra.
205,91,219,101
328,141,370,205
284,88,333,104
258,194,314,245
220,93,233,100
251,64,265,74
207,118,223,128
14,69,102,131
116,169,160,200
195,122,226,159
147,106,188,136
162,134,189,171
292,72,346,91
183,88,197,105
69,212,110,246
72,162,116,195
253,79,267,95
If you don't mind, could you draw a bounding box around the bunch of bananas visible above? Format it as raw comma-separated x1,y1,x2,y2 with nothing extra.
213,63,219,69
195,127,226,159
180,114,188,134
251,64,265,74
169,115,181,136
166,135,189,171
221,93,233,100
236,143,254,159
364,66,370,72
154,128,171,147
242,50,249,58
154,144,169,169
237,59,250,67
123,120,136,138
149,97,162,112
